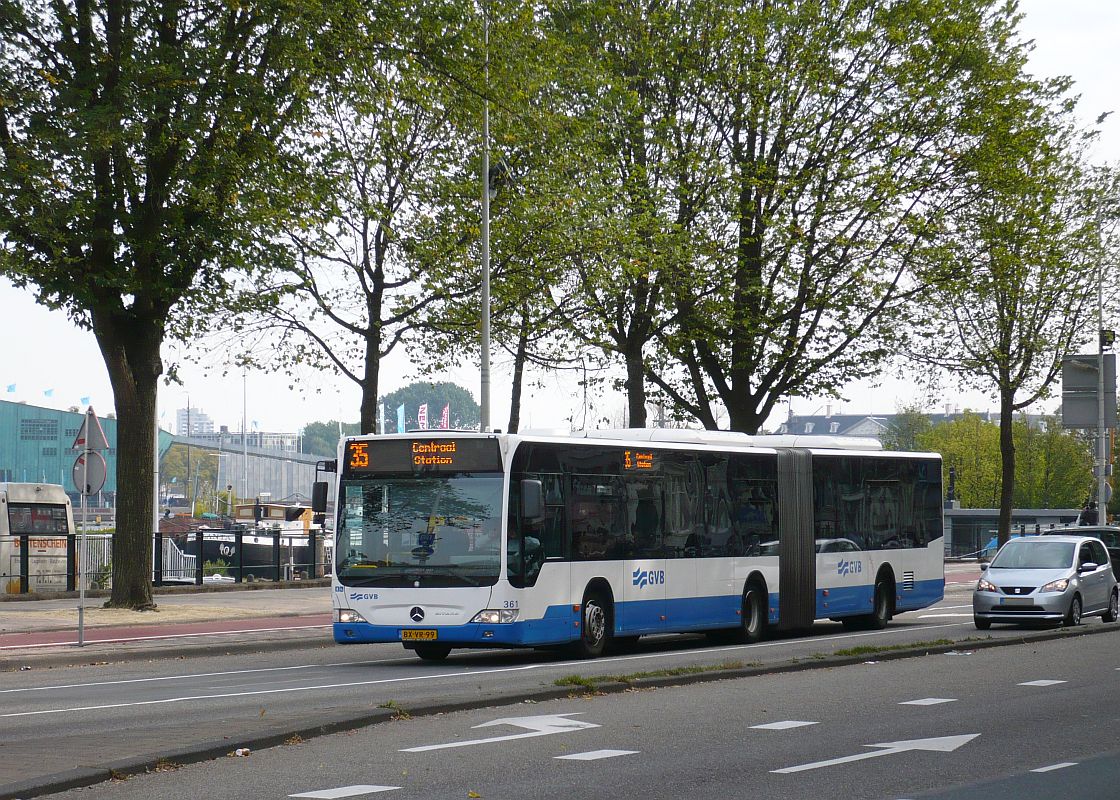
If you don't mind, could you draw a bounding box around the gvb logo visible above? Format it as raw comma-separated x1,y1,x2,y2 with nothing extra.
837,559,862,577
632,567,666,588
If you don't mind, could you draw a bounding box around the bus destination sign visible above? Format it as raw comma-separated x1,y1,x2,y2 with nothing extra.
344,438,502,474
623,450,655,470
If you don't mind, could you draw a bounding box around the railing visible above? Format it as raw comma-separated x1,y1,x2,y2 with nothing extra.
1,528,331,594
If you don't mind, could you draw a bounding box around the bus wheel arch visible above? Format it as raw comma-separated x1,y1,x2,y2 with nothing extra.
572,579,614,659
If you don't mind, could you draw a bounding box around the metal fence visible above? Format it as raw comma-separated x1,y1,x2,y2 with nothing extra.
2,528,331,594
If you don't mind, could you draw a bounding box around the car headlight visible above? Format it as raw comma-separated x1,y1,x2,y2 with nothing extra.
337,609,368,624
470,609,519,624
977,578,999,593
1039,578,1069,593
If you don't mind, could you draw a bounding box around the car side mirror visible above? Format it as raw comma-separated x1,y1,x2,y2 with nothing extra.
1079,562,1099,573
979,561,989,571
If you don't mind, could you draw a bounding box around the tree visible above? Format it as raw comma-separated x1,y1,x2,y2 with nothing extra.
641,0,1038,433
909,63,1102,546
880,404,934,453
0,0,356,608
543,0,722,428
235,15,479,435
380,381,480,432
301,421,361,459
919,413,1091,510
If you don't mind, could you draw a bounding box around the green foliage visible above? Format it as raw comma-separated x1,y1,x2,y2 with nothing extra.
380,382,480,432
918,413,1091,509
203,559,230,577
301,421,361,458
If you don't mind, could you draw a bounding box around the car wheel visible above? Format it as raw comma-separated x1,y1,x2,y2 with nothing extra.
1064,594,1082,627
412,644,452,661
973,616,991,630
1104,590,1119,623
571,592,610,659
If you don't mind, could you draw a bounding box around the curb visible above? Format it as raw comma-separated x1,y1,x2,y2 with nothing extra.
2,621,1117,800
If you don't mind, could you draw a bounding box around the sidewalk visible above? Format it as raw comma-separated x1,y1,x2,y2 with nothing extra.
0,582,334,671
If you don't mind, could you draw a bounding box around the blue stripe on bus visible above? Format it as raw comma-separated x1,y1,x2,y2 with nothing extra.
333,578,945,647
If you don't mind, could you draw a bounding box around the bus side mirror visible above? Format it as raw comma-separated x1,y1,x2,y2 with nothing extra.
312,481,328,513
520,479,544,520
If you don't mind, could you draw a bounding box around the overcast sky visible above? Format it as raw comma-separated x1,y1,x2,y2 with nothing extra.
2,0,1117,434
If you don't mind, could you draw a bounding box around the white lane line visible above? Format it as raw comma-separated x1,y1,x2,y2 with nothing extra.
0,662,549,719
1031,762,1077,773
290,786,400,798
0,623,331,651
555,750,638,761
1018,680,1067,687
899,698,956,706
751,720,818,730
0,657,413,695
916,613,973,618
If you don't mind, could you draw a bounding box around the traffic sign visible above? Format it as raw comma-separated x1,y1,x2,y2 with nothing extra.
72,406,110,451
72,451,107,495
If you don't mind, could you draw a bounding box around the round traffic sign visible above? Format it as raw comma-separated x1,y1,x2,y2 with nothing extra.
72,451,107,495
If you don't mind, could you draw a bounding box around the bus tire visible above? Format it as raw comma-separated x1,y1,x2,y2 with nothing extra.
412,644,452,661
741,584,765,643
869,581,891,630
571,591,611,659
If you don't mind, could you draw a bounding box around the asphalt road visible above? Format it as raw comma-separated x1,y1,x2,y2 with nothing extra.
3,576,1119,798
30,622,1120,800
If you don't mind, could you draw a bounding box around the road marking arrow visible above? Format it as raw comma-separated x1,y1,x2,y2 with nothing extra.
400,713,599,753
772,733,980,774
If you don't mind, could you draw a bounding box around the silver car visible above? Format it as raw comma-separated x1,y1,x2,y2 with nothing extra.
973,535,1119,629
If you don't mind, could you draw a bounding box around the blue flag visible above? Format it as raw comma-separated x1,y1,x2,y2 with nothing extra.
5,384,14,393
43,388,54,397
80,396,90,405
397,404,406,433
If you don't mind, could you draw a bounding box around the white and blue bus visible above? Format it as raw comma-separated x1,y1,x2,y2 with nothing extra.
327,429,943,660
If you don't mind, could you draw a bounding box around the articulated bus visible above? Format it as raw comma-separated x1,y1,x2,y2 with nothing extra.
328,430,944,660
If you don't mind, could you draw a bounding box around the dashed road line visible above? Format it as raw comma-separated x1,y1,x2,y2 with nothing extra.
751,720,818,730
555,750,639,761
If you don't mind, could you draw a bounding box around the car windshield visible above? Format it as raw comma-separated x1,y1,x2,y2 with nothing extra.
335,473,503,587
990,539,1075,570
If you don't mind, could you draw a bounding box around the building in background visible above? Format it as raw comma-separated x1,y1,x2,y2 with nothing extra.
176,406,215,436
0,398,174,505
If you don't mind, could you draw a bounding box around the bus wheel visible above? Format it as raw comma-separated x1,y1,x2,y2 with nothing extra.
412,644,452,662
741,585,765,643
572,593,610,659
869,581,891,629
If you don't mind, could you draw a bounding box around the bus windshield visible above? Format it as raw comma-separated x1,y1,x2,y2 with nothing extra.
336,473,504,587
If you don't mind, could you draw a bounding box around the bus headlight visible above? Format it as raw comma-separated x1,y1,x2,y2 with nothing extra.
470,609,519,624
337,609,367,624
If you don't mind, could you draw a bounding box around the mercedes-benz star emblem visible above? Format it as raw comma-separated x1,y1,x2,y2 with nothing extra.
410,607,425,622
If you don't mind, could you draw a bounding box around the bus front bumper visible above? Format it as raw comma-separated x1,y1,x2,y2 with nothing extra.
333,615,576,648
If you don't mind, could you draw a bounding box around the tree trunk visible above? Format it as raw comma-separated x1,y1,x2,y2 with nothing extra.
624,347,647,428
997,392,1016,548
359,334,380,435
507,315,529,434
97,315,162,611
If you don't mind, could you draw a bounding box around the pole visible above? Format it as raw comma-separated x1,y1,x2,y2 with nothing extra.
78,443,88,647
479,3,491,433
243,370,249,501
1099,254,1108,526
